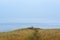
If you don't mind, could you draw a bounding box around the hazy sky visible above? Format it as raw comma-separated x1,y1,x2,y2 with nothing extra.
0,0,60,23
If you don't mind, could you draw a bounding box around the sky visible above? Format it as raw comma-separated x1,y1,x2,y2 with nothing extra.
0,0,60,23
0,0,60,31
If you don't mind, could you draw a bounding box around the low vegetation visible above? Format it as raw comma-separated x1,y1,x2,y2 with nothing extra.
0,27,60,40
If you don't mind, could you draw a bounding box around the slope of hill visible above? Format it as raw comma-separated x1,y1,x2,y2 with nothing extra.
0,28,36,40
38,29,60,40
0,27,60,40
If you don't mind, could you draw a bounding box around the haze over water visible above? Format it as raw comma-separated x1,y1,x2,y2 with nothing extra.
0,23,60,32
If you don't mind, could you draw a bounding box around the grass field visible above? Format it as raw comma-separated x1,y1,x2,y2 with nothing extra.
0,27,60,40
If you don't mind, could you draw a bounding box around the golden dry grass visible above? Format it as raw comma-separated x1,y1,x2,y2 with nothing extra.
0,28,60,40
37,29,60,40
0,28,35,40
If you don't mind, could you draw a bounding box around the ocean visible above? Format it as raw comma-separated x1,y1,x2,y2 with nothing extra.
0,23,60,32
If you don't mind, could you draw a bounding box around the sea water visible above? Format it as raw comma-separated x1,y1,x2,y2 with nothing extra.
0,23,60,32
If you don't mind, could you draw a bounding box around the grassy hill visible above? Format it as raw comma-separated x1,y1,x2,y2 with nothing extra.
38,29,60,40
0,27,60,40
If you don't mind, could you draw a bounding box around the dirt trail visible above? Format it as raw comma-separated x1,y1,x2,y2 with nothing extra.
28,27,40,40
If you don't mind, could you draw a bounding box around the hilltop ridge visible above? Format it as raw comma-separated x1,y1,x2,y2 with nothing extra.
0,27,60,40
